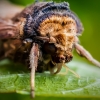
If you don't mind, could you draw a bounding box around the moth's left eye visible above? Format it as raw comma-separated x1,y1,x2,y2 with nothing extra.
43,43,57,55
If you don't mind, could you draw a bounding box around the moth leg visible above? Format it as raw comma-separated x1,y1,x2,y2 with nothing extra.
53,63,62,74
29,43,39,98
63,64,80,78
58,64,69,75
49,61,62,74
74,43,100,67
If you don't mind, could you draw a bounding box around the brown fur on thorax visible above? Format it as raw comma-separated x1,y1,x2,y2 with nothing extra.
39,15,77,57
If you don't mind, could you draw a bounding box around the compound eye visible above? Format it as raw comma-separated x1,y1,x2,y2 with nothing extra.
43,43,57,55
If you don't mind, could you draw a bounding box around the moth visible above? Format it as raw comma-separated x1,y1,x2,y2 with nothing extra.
0,1,100,98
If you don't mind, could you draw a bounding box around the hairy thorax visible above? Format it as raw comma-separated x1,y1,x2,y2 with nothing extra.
38,15,77,63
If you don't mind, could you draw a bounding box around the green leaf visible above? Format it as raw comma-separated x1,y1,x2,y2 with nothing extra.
0,57,100,100
0,73,100,97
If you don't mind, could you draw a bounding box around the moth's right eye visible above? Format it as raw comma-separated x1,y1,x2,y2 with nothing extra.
43,43,57,55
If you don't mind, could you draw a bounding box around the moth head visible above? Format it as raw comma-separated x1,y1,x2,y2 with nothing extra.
22,2,83,64
39,15,77,63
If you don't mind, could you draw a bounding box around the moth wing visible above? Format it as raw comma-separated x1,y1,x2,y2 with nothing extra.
0,19,19,39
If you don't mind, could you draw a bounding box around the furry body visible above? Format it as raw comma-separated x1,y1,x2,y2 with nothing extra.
0,2,83,73
0,2,83,74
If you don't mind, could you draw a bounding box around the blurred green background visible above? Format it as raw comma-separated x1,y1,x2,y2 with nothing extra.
0,0,100,100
